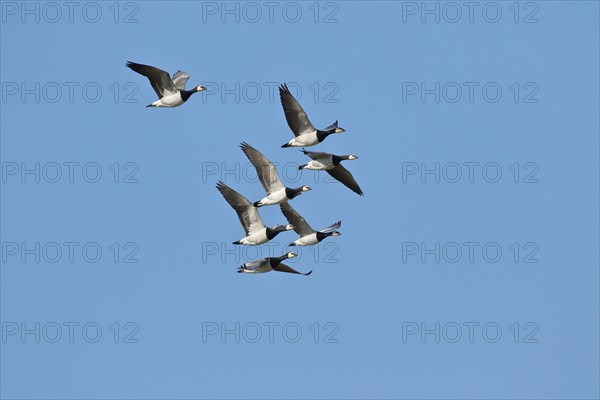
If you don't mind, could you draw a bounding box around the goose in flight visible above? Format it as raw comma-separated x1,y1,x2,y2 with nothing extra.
280,202,341,246
216,181,293,245
240,142,311,207
299,149,363,196
238,252,312,275
126,61,206,107
279,83,345,147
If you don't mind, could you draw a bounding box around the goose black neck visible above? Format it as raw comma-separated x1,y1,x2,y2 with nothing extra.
316,231,334,242
181,88,198,102
266,227,283,240
285,187,303,199
270,255,287,266
316,130,333,143
332,155,344,165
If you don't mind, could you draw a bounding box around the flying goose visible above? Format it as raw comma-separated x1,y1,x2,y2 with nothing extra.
279,83,345,147
299,149,364,196
280,202,341,246
216,181,293,245
126,61,206,107
238,252,312,275
240,142,311,207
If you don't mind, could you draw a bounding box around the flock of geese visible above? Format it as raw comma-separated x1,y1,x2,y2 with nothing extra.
127,61,364,277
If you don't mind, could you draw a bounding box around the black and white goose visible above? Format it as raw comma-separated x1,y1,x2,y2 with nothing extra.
280,202,341,246
299,149,364,196
279,83,345,148
238,252,312,275
240,142,312,207
216,181,293,245
126,61,206,107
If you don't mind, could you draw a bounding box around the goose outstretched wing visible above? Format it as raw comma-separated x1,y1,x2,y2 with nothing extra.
171,70,190,91
301,148,330,160
274,263,312,275
327,165,364,196
216,181,265,235
280,202,314,236
126,61,177,98
279,83,315,137
320,220,341,233
240,142,284,194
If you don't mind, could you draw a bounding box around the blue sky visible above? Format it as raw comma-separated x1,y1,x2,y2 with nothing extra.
1,1,599,399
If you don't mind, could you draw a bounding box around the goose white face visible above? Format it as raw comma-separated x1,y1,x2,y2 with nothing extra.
348,154,358,160
334,127,346,133
197,85,207,91
331,231,342,236
286,224,294,230
302,186,312,192
287,252,297,258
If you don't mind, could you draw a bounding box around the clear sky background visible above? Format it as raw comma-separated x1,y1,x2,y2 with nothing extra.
1,1,599,399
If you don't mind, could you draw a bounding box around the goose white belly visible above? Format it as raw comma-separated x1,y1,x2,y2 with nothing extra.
288,131,319,147
293,233,319,246
258,188,288,206
238,230,269,245
152,92,184,107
